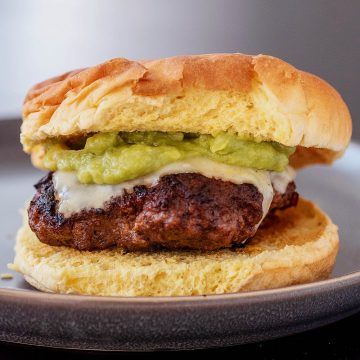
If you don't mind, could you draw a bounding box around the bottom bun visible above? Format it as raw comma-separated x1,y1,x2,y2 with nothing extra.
11,198,339,297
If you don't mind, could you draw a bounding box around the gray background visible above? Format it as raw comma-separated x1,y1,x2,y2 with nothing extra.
0,0,359,139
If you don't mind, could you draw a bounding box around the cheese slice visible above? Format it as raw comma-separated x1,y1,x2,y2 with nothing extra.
53,158,295,221
270,166,296,194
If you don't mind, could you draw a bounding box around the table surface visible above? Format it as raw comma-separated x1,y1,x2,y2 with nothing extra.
0,311,359,359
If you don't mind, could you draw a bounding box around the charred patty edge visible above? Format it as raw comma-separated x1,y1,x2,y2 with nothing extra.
28,172,298,251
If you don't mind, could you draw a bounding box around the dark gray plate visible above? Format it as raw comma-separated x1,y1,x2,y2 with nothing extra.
0,119,359,351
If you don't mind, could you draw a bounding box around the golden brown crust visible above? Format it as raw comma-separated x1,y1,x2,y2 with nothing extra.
21,53,352,166
136,54,254,95
23,59,145,116
289,146,340,169
11,198,339,296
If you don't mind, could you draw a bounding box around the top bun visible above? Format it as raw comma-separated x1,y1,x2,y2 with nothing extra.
21,53,352,167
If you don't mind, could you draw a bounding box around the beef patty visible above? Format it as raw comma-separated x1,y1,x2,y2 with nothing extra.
28,173,298,251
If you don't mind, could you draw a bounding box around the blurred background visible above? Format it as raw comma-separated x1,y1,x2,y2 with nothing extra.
0,0,359,139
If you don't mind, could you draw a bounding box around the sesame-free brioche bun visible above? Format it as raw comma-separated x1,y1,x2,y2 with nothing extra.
11,198,339,297
21,53,352,168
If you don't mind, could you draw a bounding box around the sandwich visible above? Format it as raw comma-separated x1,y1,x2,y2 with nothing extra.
11,53,352,296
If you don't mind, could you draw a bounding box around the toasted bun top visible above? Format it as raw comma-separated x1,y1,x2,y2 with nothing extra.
21,53,352,167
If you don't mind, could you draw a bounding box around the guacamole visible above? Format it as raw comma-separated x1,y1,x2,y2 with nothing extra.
44,132,295,184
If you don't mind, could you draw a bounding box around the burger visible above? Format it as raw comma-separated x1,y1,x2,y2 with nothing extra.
11,53,352,296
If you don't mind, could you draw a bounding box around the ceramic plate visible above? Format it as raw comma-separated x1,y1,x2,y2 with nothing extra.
0,119,359,351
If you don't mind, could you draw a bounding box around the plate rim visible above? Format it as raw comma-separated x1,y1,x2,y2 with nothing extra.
1,270,359,305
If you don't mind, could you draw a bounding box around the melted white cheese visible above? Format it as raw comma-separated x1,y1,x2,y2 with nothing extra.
270,166,296,194
53,159,296,228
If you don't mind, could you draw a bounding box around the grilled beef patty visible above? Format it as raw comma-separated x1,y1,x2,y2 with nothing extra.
28,173,298,251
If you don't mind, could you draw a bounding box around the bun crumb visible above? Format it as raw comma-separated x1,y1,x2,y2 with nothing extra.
1,273,13,280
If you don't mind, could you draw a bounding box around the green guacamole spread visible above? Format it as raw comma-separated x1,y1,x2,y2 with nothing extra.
44,132,295,184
